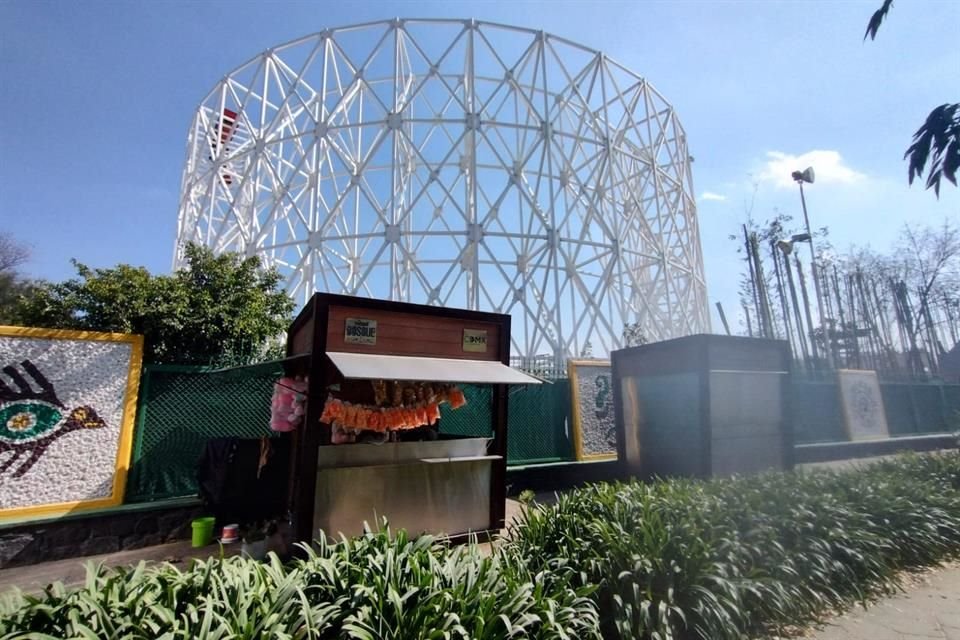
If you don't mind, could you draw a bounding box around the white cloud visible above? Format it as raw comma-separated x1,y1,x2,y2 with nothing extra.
756,150,866,189
700,191,727,201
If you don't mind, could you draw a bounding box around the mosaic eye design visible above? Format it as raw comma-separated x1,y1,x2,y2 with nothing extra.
1,402,62,440
0,360,107,478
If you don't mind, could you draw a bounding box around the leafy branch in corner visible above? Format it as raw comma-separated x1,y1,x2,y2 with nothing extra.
862,0,893,41
864,0,958,197
905,104,960,197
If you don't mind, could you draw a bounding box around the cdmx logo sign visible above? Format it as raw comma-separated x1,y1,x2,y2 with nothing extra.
0,360,107,478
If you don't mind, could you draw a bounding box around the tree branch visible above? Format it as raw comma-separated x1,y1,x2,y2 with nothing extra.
863,0,894,41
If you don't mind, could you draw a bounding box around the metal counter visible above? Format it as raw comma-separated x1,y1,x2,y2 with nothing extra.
313,437,498,538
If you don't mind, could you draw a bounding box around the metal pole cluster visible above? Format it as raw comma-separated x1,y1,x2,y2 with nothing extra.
740,221,957,380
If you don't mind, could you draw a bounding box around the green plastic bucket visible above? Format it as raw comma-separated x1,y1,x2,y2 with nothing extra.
191,516,215,547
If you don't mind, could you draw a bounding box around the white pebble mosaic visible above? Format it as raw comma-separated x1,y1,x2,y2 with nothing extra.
0,334,135,512
572,363,617,458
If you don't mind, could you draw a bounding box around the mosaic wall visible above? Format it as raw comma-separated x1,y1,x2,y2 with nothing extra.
837,369,890,441
569,361,617,460
0,328,142,519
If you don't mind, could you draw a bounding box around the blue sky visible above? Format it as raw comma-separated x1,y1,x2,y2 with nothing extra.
1,0,957,332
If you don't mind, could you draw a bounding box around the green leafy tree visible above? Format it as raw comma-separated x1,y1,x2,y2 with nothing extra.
865,1,959,196
903,104,960,196
10,244,294,365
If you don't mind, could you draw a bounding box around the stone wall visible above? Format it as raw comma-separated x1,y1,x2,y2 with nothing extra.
0,501,202,569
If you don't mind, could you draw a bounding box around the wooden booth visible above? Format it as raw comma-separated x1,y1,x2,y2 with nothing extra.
284,293,539,543
612,334,793,479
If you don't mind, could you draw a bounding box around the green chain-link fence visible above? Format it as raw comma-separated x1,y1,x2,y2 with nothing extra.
507,382,573,464
127,366,574,503
440,382,574,464
791,381,960,443
126,363,282,503
127,360,960,503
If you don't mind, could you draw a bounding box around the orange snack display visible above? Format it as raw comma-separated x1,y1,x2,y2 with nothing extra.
319,384,468,436
448,388,467,409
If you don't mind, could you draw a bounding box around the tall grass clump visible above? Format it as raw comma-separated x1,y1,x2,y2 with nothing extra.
505,452,960,639
0,526,600,639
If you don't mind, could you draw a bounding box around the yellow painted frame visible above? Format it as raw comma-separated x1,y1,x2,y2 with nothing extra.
568,359,617,461
0,326,144,520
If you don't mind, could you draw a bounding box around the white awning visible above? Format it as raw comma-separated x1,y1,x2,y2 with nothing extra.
326,351,542,385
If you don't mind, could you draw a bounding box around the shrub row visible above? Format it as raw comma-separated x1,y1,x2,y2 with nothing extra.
2,453,958,639
0,528,598,639
504,452,960,639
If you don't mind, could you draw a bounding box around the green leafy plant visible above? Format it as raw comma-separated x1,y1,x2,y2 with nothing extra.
0,523,600,639
518,489,537,505
505,452,960,639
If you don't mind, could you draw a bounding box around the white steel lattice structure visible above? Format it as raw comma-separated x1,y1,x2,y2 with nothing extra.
175,18,709,360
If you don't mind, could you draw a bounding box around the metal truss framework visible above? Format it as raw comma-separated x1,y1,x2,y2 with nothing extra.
175,18,709,360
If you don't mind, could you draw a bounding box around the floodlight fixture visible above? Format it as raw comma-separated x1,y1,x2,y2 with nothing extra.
776,233,813,256
792,167,815,184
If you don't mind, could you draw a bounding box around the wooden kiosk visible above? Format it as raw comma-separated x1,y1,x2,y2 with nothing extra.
285,293,539,543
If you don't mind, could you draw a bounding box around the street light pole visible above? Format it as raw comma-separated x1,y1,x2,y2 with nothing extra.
795,176,834,369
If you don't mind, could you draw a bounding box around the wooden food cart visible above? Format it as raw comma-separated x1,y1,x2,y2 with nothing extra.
285,293,539,543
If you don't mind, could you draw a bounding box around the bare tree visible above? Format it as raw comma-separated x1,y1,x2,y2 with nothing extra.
0,233,29,274
622,323,648,348
729,211,959,376
729,201,820,344
0,233,32,324
896,220,960,370
580,340,594,358
900,221,960,303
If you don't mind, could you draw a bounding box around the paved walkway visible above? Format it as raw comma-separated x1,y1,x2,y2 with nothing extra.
0,539,243,595
803,561,960,640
